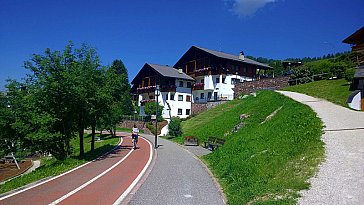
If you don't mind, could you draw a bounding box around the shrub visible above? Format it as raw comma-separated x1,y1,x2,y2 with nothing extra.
168,117,182,137
345,67,356,82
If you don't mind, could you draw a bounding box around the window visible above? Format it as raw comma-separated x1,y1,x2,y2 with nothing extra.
170,93,175,100
186,109,190,115
216,78,220,83
187,82,192,88
178,109,182,115
166,94,168,100
207,92,212,99
178,95,183,101
186,95,191,102
222,77,226,83
200,93,205,99
179,81,184,87
201,79,204,84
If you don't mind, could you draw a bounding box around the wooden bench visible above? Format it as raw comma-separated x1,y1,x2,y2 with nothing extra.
184,136,199,146
204,137,225,151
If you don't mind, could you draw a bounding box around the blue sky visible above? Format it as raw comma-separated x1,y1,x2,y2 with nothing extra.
1,0,363,89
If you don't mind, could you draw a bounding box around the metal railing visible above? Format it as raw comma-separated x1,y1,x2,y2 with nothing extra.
122,115,146,122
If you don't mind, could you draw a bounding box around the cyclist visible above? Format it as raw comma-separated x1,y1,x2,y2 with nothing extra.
131,124,139,149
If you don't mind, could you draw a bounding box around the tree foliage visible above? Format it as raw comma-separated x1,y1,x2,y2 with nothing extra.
168,117,182,137
143,101,164,121
1,42,132,160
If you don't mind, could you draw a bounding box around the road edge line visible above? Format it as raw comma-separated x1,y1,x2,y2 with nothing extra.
49,140,133,205
112,137,154,205
0,137,123,201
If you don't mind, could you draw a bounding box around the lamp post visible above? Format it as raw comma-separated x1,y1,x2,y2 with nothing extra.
154,85,160,149
134,109,137,122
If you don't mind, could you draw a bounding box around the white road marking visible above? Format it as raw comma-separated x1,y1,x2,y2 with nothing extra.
49,142,133,204
0,138,123,201
112,137,154,205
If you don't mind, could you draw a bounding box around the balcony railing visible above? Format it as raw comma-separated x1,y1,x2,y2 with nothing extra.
137,85,156,93
192,83,204,91
194,67,210,77
160,85,177,92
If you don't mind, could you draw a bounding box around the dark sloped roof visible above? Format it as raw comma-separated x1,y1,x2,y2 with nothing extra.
148,63,194,81
194,46,273,69
343,26,364,44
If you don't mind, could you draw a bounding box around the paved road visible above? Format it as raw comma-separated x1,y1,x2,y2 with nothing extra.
277,91,364,205
126,134,226,205
0,135,152,205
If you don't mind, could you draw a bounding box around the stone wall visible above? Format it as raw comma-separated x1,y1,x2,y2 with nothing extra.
233,77,289,98
118,120,152,134
191,103,208,115
191,101,229,115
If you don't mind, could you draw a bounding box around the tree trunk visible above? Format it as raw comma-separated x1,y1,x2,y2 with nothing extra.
78,115,84,156
91,118,96,152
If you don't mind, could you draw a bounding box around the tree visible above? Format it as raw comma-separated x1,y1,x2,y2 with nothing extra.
21,44,79,160
143,101,164,121
99,60,133,137
168,117,182,137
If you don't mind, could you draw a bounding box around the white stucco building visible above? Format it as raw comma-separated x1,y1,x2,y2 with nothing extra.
131,63,194,119
131,46,272,119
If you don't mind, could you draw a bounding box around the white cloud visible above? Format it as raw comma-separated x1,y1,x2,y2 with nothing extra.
226,0,277,17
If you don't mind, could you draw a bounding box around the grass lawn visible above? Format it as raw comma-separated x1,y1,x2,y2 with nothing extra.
179,91,324,204
281,78,352,107
0,133,119,194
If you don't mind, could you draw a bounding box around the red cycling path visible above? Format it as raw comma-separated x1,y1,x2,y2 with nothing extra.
0,135,153,205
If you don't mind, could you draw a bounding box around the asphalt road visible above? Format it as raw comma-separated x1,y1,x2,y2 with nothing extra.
127,135,225,205
277,91,364,204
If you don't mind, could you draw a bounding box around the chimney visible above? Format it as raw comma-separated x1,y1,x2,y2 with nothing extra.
178,69,183,74
239,51,245,61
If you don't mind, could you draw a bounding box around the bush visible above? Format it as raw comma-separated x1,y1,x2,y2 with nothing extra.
345,68,356,82
168,117,182,137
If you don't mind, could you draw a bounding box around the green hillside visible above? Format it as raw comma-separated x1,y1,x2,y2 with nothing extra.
181,91,324,204
282,79,351,107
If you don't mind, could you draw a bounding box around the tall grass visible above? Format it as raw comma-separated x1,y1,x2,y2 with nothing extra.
182,91,324,204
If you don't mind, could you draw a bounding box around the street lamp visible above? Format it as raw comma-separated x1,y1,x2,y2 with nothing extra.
154,85,160,149
134,109,137,122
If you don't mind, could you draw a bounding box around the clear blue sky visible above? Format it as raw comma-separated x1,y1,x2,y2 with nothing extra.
1,0,363,89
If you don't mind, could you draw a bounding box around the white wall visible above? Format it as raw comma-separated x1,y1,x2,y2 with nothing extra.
138,80,192,119
193,74,252,103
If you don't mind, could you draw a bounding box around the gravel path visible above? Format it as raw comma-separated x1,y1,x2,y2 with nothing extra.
127,134,225,205
277,91,364,205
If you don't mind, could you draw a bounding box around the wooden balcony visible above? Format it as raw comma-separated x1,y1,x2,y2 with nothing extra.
160,85,177,92
137,85,156,94
192,83,204,91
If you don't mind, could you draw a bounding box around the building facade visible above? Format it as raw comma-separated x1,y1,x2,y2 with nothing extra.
131,63,194,119
174,46,272,103
131,46,272,118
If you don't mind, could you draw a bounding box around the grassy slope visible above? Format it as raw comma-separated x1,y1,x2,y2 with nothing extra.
182,91,324,204
0,134,119,194
281,79,351,107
